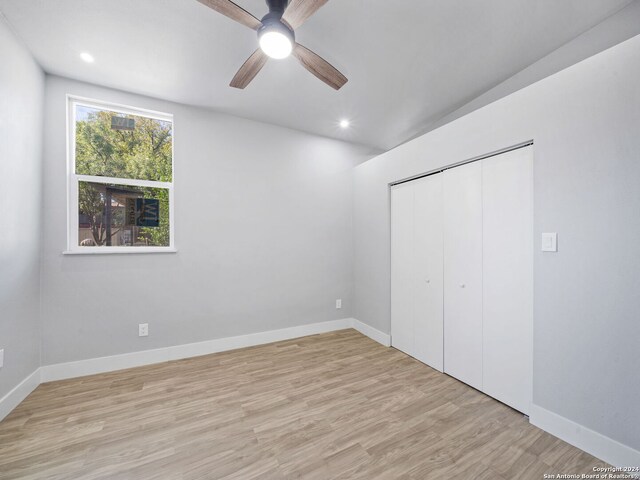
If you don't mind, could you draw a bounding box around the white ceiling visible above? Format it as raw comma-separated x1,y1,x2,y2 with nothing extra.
0,0,634,150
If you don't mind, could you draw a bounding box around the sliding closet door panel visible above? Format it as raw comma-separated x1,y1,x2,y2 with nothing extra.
443,161,483,390
413,175,444,371
482,147,533,414
391,183,414,356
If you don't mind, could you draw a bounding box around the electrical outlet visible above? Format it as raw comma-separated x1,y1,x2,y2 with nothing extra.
0,349,4,368
138,323,149,337
336,299,342,309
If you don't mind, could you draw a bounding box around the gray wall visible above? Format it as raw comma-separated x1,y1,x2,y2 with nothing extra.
353,35,640,451
0,18,44,398
41,76,376,366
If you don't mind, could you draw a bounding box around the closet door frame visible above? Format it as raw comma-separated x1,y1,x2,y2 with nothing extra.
389,141,534,412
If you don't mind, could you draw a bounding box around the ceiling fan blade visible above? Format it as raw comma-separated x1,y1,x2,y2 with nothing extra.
197,0,262,30
293,44,347,90
230,49,269,89
282,0,329,30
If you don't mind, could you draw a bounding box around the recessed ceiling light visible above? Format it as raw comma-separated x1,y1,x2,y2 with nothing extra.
340,119,350,129
80,52,95,63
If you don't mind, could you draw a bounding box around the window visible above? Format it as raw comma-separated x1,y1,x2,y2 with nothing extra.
67,97,174,253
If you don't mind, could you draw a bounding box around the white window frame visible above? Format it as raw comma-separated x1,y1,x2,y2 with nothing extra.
65,95,176,254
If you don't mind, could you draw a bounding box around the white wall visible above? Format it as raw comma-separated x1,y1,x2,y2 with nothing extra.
40,76,375,366
354,34,640,455
0,18,44,398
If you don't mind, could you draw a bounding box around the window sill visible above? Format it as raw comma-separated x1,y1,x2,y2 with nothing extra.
63,247,177,255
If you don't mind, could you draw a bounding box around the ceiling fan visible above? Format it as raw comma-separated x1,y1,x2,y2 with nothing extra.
197,0,348,90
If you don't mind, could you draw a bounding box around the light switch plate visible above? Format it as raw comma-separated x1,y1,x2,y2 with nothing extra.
542,233,557,252
0,349,4,368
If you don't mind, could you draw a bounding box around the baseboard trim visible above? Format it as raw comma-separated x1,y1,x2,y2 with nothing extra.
0,369,41,422
40,318,352,383
5,325,640,473
530,404,640,471
350,318,391,347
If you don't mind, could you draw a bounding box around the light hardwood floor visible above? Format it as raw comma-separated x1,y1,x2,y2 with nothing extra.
0,329,605,479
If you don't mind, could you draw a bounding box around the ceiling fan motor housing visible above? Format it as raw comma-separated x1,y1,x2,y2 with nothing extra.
265,0,289,16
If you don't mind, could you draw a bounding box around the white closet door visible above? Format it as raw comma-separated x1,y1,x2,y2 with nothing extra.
413,175,444,371
482,147,533,414
444,161,483,390
391,183,415,356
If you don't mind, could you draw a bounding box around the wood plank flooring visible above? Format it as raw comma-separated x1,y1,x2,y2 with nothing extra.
0,329,606,479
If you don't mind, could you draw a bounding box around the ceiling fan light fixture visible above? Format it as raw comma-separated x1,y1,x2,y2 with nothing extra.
258,16,294,59
198,0,347,90
259,30,292,59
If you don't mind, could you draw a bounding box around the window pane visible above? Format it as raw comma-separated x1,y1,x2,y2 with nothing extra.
75,105,172,182
78,181,170,247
